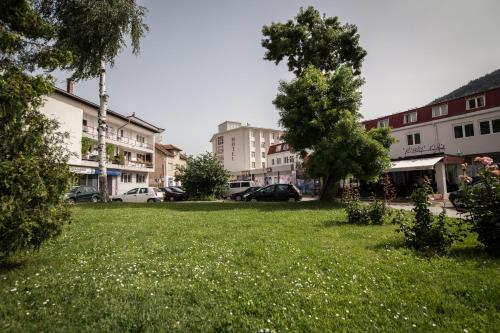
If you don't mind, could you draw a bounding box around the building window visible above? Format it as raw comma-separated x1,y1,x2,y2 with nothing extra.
454,123,474,139
124,151,132,161
480,120,491,135
261,142,266,148
406,132,421,146
283,144,289,150
272,159,275,165
276,145,281,152
272,133,275,139
479,118,500,135
251,141,256,147
432,104,448,118
378,119,389,128
494,119,500,133
217,136,224,145
136,135,145,143
251,162,256,168
120,173,132,183
251,131,255,138
251,151,256,158
136,173,146,183
466,95,485,110
261,152,265,158
284,156,289,164
403,112,417,124
277,158,281,164
262,162,265,168
168,162,173,171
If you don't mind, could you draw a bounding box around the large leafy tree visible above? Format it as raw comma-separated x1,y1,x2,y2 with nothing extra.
176,153,231,200
0,0,73,258
262,6,366,76
263,7,393,200
42,0,149,201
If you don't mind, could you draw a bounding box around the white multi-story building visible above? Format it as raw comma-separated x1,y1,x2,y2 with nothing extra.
210,121,282,181
265,143,298,184
363,76,500,197
40,82,164,195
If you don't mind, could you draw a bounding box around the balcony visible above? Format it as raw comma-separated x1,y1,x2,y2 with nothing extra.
83,125,153,150
82,155,154,171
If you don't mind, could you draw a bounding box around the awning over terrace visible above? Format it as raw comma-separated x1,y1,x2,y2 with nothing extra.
388,156,443,173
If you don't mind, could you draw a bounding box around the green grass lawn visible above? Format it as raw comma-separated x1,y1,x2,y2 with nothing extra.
1,202,499,332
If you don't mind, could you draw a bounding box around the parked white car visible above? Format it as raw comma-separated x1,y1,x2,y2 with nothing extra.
228,181,256,196
111,187,164,203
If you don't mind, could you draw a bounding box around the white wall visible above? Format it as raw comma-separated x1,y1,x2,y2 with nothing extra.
40,96,83,165
389,107,500,159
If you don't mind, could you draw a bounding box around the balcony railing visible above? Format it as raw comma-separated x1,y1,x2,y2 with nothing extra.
82,155,153,169
83,125,153,150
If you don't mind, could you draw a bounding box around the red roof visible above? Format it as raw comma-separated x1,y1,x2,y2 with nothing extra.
267,143,291,155
363,86,500,131
155,143,184,157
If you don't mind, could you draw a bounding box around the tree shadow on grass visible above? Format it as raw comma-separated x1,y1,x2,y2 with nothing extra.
447,246,498,262
75,200,344,213
0,258,25,273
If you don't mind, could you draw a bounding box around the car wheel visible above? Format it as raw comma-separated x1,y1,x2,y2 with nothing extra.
147,198,156,203
236,195,241,201
113,198,123,202
288,197,296,202
250,198,257,203
169,197,175,202
68,198,76,204
91,196,98,203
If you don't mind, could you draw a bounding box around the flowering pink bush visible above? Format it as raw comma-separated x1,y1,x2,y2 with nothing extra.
462,156,500,255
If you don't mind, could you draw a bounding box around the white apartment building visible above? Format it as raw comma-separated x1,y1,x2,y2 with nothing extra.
363,82,500,197
40,82,164,195
210,121,282,180
265,143,298,184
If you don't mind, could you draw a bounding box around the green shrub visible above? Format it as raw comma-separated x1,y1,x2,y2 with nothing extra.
0,70,72,259
396,177,461,255
462,157,500,255
175,153,230,200
343,187,369,224
367,197,386,225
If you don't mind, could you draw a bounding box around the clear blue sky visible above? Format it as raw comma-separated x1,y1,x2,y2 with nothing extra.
52,0,500,155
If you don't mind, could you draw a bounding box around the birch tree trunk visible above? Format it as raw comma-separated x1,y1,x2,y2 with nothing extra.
98,59,109,202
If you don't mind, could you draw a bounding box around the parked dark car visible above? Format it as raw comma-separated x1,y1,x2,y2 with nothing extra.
245,184,302,202
66,186,99,203
160,187,187,201
169,186,185,193
230,186,261,201
449,180,484,210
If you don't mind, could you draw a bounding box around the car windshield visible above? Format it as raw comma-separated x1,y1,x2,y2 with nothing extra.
69,186,80,193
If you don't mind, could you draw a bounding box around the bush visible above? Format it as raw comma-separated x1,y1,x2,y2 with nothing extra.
343,186,369,224
368,197,386,225
462,157,500,255
0,69,73,259
396,177,462,255
175,152,231,200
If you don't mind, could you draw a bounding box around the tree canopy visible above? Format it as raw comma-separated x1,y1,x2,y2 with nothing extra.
40,0,148,79
262,6,367,76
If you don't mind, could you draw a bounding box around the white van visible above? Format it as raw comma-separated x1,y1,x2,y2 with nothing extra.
228,181,256,196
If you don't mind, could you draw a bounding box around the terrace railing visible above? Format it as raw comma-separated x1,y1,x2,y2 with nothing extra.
83,125,153,150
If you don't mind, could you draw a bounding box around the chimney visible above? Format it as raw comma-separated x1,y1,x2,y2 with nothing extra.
66,78,74,94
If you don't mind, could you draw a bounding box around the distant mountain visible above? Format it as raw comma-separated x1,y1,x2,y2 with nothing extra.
430,68,500,105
